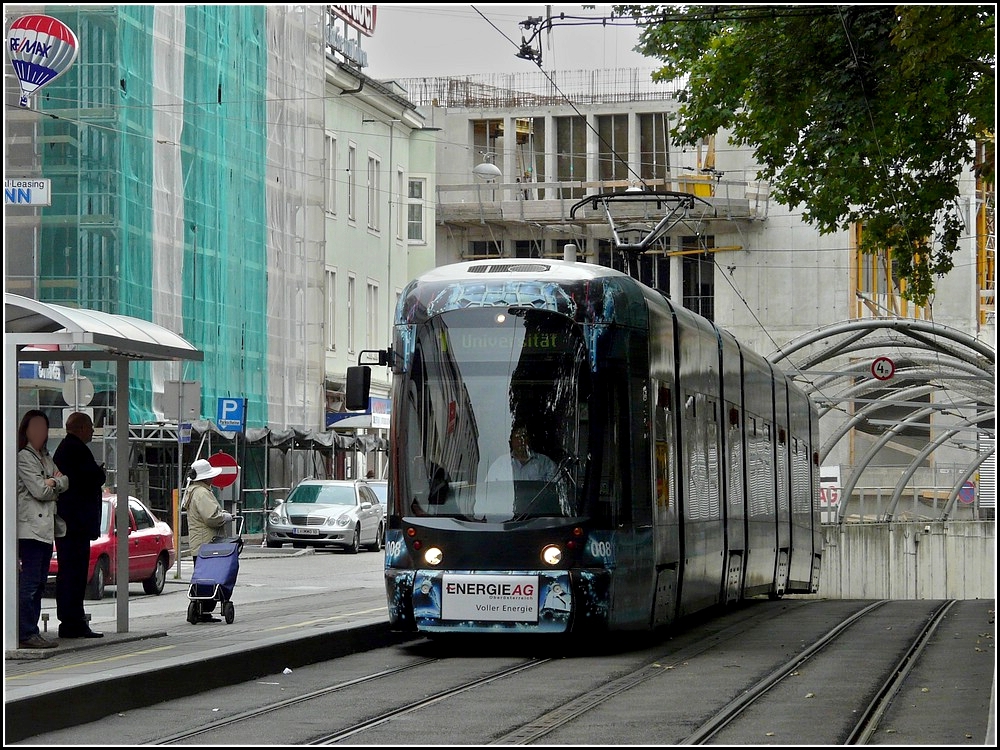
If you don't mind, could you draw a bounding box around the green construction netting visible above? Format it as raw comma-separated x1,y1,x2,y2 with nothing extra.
37,5,269,425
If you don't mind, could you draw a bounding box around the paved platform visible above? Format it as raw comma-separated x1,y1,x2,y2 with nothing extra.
3,546,403,743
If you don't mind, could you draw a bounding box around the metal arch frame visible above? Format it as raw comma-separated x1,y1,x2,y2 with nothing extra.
942,447,996,521
805,358,991,402
818,384,941,461
769,317,996,367
801,340,991,386
765,317,995,526
882,410,996,521
835,405,939,523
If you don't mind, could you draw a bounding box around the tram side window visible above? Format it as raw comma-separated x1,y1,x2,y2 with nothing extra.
653,382,671,514
585,373,621,527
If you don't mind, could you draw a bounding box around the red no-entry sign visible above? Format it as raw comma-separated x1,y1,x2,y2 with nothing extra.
207,451,239,488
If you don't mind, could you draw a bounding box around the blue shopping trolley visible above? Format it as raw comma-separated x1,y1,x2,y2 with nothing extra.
187,517,244,625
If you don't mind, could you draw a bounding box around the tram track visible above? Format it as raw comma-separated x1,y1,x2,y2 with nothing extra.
150,658,440,745
150,656,553,745
307,657,553,744
41,598,989,747
155,597,808,746
491,599,970,746
683,600,894,745
845,600,957,745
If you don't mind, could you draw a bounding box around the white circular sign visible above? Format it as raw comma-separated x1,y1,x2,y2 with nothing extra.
871,356,895,381
62,374,95,407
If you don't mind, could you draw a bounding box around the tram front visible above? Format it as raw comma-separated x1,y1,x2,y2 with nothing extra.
384,302,616,634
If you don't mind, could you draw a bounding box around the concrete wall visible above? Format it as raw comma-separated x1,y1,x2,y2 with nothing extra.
816,521,995,600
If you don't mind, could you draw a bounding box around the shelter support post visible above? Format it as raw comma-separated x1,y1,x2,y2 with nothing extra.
116,358,131,632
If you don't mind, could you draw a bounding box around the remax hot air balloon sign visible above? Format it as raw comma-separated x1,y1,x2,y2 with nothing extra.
7,14,79,108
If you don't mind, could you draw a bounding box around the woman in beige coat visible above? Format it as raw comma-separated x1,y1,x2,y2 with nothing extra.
183,459,232,557
16,410,69,649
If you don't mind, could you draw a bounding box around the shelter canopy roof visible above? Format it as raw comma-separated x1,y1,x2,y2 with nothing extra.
5,293,202,362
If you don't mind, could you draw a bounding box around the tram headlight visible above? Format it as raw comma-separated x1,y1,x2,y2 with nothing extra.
541,544,562,566
423,547,443,566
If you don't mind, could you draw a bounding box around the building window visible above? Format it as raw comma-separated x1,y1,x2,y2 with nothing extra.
555,115,587,199
472,118,504,175
514,239,544,258
325,269,337,350
366,280,379,349
681,235,715,321
396,168,404,242
325,132,337,215
367,154,381,231
347,274,356,353
597,114,629,183
348,144,357,221
407,178,426,243
639,113,671,189
468,240,502,258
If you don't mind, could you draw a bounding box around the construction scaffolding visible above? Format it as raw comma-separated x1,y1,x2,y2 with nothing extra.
8,5,329,530
393,67,677,109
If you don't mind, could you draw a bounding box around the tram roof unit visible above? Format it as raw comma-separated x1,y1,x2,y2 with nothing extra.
413,258,634,284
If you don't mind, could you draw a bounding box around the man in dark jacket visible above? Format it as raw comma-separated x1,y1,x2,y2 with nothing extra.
53,411,106,638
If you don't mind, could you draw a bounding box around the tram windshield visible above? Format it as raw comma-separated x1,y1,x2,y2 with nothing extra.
398,307,589,522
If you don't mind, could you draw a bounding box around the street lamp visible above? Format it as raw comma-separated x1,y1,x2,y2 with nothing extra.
472,155,502,181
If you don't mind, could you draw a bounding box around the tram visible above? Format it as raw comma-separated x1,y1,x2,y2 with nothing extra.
347,258,823,634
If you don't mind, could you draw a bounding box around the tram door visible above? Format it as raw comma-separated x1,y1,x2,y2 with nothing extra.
605,349,654,630
651,380,679,627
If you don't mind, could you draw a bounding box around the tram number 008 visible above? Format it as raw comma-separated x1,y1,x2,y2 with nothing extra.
588,539,614,559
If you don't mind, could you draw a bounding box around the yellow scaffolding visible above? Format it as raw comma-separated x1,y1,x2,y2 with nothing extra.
976,140,996,329
851,223,929,321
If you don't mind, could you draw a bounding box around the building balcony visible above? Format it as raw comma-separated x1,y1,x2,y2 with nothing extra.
435,174,770,236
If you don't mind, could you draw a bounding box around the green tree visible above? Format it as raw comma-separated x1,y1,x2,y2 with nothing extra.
618,4,995,305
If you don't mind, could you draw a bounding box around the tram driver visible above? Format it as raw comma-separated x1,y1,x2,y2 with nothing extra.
483,424,569,518
489,424,559,482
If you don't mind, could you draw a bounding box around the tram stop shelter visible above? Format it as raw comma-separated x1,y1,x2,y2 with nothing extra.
4,293,203,652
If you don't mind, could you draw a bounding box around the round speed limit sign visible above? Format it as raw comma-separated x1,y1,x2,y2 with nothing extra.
871,356,895,381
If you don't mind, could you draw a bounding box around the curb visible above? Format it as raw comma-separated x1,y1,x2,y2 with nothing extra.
5,630,167,662
4,618,413,743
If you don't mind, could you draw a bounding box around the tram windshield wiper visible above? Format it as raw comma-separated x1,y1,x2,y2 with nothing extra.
511,457,576,521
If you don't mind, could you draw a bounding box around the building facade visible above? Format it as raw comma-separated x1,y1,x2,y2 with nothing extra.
4,5,434,515
398,69,995,517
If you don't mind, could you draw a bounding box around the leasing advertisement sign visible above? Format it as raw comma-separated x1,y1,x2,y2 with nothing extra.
329,4,376,36
326,4,375,67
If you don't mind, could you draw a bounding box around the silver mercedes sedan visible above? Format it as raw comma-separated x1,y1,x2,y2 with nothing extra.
265,479,385,553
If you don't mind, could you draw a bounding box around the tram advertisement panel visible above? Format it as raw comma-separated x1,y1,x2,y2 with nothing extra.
442,573,538,621
412,570,572,632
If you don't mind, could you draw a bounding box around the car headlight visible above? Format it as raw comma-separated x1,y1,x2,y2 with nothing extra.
335,515,351,527
268,510,285,525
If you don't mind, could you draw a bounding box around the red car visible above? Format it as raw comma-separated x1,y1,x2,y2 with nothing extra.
49,495,177,600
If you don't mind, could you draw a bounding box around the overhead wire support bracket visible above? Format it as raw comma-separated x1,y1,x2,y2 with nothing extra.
569,190,716,254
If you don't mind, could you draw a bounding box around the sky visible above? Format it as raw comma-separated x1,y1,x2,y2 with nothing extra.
360,4,657,80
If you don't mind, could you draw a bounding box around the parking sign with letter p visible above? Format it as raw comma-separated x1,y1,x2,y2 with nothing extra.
216,397,246,432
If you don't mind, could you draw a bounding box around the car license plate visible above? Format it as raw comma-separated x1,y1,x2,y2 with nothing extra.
295,527,320,536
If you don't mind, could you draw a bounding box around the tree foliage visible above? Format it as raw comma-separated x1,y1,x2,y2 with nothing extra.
617,4,995,305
